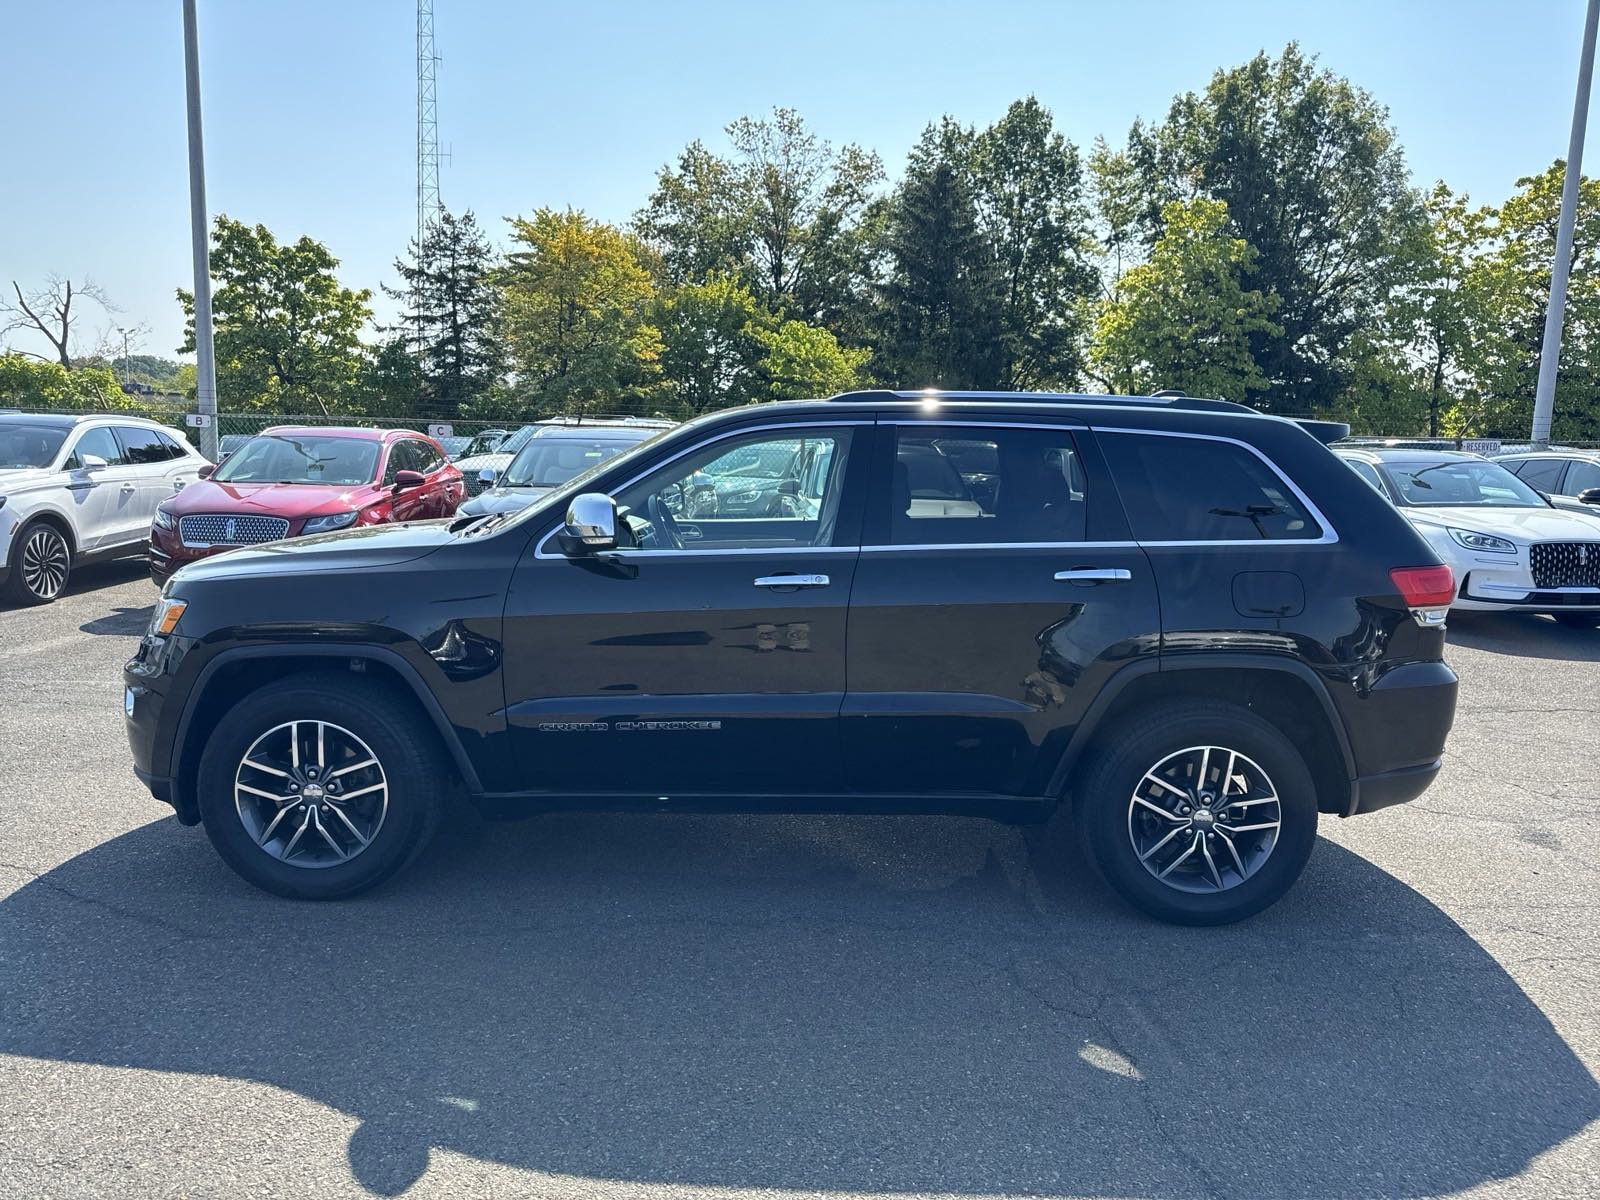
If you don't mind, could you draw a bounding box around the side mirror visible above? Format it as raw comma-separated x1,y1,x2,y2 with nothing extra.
776,478,801,497
79,453,109,471
1578,488,1600,505
394,469,427,491
477,468,498,488
563,492,618,551
197,463,216,479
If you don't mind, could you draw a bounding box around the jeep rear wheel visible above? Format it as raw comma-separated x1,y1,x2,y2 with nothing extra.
197,674,446,899
1074,701,1318,925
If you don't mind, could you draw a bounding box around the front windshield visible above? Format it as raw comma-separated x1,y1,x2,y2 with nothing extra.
212,435,381,486
1380,458,1548,509
491,426,676,530
486,425,542,457
502,435,641,487
0,424,68,469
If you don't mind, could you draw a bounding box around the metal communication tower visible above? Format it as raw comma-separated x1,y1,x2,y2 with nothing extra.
416,0,442,257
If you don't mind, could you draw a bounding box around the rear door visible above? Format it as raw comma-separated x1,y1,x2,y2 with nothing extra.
113,425,189,545
842,419,1160,798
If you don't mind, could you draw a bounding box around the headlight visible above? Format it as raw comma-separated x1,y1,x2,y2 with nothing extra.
301,511,358,535
153,506,176,530
1448,527,1517,554
149,596,188,637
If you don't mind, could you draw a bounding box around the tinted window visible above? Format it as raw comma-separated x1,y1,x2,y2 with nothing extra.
889,426,1087,545
213,435,381,486
1344,458,1387,495
1564,460,1600,495
156,431,191,460
114,425,172,465
1101,432,1322,541
614,428,853,550
414,439,445,473
66,426,126,468
1511,457,1567,493
383,440,424,483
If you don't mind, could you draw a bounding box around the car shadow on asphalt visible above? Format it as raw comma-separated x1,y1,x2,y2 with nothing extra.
0,556,150,613
2,811,1595,1198
78,605,156,637
1447,612,1600,660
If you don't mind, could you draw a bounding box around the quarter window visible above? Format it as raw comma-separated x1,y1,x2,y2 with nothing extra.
612,428,854,550
1101,432,1322,542
886,426,1088,545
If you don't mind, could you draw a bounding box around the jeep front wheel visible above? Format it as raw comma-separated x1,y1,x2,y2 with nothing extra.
1074,701,1319,925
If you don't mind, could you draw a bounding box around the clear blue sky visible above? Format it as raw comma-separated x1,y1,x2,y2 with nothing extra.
2,0,1597,363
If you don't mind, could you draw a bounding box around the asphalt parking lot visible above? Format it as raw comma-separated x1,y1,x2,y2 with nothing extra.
1,560,1597,1200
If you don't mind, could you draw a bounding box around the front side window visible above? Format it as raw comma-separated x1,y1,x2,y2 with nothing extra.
66,426,126,469
1101,432,1322,541
213,435,381,486
1379,458,1546,509
1342,458,1388,495
1510,457,1567,493
886,426,1088,545
612,428,854,550
1564,460,1600,495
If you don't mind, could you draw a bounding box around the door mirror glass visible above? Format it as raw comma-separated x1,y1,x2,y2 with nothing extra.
197,463,215,479
563,492,618,550
478,467,498,488
79,453,109,471
393,469,427,490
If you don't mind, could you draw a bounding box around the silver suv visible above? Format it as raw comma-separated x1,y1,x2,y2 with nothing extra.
0,413,207,604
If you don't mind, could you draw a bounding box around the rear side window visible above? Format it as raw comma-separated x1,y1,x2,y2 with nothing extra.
888,426,1088,545
1511,457,1567,493
1100,431,1322,542
115,425,176,464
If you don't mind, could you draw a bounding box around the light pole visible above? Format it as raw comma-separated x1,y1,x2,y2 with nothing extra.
1531,0,1600,449
182,0,219,460
116,327,132,385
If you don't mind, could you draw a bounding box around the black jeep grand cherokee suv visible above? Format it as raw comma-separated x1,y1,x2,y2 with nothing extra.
124,391,1459,924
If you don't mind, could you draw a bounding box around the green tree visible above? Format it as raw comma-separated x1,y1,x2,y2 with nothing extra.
636,109,884,338
385,210,504,416
1129,44,1423,411
1086,136,1145,294
753,319,869,400
875,119,1003,388
498,209,663,416
1091,198,1280,400
971,97,1098,388
655,274,771,415
360,334,425,418
0,353,134,410
177,217,373,415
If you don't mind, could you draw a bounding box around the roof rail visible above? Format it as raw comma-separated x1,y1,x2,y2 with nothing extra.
823,389,1255,415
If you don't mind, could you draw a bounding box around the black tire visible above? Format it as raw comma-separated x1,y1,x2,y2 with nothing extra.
1552,612,1600,629
1072,700,1319,926
197,673,448,899
3,520,72,605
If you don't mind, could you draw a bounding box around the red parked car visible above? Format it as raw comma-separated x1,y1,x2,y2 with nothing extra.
148,426,464,584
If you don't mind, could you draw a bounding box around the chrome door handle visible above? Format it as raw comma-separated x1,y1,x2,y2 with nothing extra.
754,573,830,589
1054,568,1132,583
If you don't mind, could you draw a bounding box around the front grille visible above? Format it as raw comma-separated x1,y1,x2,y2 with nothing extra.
1530,542,1600,588
179,513,291,548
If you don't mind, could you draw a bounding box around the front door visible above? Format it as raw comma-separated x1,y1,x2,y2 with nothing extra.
843,420,1161,798
499,422,868,798
60,425,137,552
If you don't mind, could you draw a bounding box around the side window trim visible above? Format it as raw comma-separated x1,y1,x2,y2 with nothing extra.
532,419,874,559
1094,425,1338,547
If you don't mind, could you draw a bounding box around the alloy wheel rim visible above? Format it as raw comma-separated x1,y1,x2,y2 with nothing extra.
1126,745,1282,894
234,720,388,869
21,528,69,599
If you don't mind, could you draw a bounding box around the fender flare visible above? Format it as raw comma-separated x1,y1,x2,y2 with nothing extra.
171,643,484,803
1047,653,1357,799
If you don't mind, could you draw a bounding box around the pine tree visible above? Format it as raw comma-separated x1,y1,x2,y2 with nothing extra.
875,124,1003,388
385,210,503,415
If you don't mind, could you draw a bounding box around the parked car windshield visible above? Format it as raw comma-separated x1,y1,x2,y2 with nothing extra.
212,434,381,486
0,424,69,469
1380,458,1548,508
501,434,647,487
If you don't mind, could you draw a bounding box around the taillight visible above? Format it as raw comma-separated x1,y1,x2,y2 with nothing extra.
1390,565,1455,625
